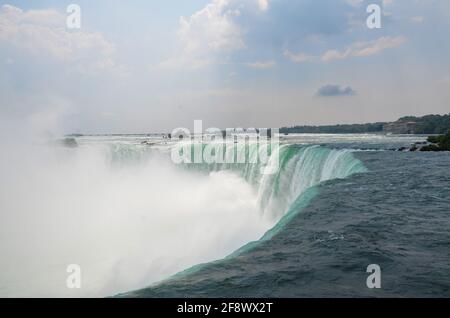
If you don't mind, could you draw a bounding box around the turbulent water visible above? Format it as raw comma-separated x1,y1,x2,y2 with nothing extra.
1,134,449,297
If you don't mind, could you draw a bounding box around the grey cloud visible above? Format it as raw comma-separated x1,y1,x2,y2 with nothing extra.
316,84,356,97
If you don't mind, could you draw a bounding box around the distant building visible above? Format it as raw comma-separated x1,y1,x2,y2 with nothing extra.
383,121,418,134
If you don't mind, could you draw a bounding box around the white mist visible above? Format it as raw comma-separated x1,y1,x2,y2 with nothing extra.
0,141,273,297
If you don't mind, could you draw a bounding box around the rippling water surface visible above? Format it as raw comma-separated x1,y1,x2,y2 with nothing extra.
121,134,450,297
1,134,449,297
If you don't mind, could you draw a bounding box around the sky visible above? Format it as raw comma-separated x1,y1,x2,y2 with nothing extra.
0,0,449,134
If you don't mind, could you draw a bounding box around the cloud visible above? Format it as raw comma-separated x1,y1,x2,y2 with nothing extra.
258,0,269,11
178,0,245,56
0,4,129,136
283,50,314,63
321,36,406,62
244,60,276,69
316,84,356,97
0,4,116,71
153,56,213,71
284,36,406,64
351,36,406,57
158,0,254,70
410,16,424,24
346,0,363,7
164,0,357,69
177,0,277,57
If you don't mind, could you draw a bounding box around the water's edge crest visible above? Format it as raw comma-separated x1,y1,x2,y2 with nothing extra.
116,145,367,296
